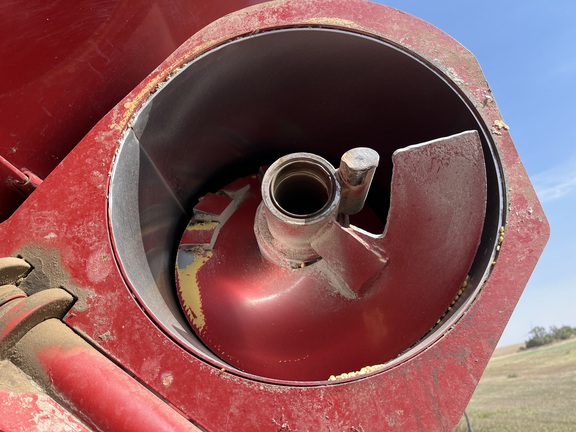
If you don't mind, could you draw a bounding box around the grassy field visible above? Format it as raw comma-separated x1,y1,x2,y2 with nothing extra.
455,338,576,432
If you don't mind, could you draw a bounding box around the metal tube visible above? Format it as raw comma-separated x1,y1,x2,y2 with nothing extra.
255,148,379,267
0,156,43,195
255,152,341,266
0,155,29,185
0,280,198,432
11,319,199,432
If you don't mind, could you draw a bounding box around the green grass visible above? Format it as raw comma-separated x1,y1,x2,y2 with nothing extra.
455,339,576,432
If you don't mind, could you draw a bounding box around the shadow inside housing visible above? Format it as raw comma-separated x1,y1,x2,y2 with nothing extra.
272,162,333,217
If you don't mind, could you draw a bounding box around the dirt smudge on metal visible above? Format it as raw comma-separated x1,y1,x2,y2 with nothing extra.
14,245,94,312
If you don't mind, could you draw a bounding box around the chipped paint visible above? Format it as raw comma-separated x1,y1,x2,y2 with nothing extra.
176,251,212,333
186,221,218,231
445,67,466,85
110,76,165,132
180,38,225,64
161,372,174,387
491,119,510,135
98,331,111,341
305,17,358,28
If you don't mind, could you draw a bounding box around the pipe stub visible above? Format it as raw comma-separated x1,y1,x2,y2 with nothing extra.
262,153,340,223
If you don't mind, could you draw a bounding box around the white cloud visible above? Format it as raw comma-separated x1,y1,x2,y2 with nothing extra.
532,158,576,203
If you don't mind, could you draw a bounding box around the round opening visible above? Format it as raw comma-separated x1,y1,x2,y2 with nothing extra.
108,28,503,384
272,162,333,217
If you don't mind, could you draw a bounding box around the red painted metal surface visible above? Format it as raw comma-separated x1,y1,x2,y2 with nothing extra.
0,1,549,430
15,320,199,432
0,0,264,221
176,132,487,381
0,279,198,431
0,389,91,432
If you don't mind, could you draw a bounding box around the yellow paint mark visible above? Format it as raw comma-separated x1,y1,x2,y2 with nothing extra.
305,17,358,28
181,37,222,61
109,76,164,132
494,119,510,131
177,251,213,333
187,221,218,231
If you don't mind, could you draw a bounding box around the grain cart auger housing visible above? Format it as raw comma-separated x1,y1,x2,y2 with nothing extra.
0,1,549,431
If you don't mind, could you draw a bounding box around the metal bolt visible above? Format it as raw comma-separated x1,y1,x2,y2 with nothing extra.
337,148,379,216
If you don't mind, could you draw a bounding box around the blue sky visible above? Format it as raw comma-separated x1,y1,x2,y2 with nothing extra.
377,1,576,346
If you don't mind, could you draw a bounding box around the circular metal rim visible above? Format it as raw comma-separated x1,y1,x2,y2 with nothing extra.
107,26,505,387
265,153,340,221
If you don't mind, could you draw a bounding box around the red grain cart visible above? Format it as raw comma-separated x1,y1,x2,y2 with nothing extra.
0,1,548,430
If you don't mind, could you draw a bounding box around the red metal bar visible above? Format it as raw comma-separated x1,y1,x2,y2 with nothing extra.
0,282,198,432
0,388,92,431
0,155,28,184
0,155,42,196
0,360,91,431
12,320,200,432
